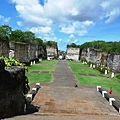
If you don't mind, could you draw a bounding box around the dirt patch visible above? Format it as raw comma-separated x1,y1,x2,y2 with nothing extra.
78,73,88,76
88,74,98,76
30,71,40,73
41,71,50,74
73,99,87,103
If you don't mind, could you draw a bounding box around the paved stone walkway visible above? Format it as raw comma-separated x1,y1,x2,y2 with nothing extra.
6,60,120,120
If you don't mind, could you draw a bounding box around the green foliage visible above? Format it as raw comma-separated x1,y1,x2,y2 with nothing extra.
87,61,93,66
67,43,80,48
34,38,43,44
0,25,11,39
45,41,57,47
0,56,25,67
116,74,120,80
22,31,35,43
80,40,120,53
0,56,30,95
99,66,108,74
81,57,87,62
10,29,24,42
0,25,44,44
10,30,36,43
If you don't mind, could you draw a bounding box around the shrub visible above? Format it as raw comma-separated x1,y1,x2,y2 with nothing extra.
116,74,120,80
81,57,87,62
0,56,25,67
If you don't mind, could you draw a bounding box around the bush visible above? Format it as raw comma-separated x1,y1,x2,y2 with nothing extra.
116,74,120,80
81,57,87,62
0,56,25,67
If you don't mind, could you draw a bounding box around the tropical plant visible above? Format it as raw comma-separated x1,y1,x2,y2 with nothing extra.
0,56,25,67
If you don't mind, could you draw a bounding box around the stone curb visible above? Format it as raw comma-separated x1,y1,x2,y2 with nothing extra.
97,86,120,115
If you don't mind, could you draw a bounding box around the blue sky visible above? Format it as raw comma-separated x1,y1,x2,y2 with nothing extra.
0,0,120,51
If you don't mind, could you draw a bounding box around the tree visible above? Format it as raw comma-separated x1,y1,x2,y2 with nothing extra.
79,40,120,53
0,25,12,39
67,43,79,48
22,31,35,43
34,38,43,44
45,41,57,47
10,29,24,42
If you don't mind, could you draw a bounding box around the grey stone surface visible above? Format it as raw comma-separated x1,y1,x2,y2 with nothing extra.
0,38,9,57
107,54,120,72
0,60,26,119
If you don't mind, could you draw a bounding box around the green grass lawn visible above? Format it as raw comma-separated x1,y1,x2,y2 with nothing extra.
26,73,52,83
68,61,101,75
68,61,120,94
28,60,57,72
26,60,57,83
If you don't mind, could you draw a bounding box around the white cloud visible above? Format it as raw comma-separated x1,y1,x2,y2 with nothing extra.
59,21,94,36
10,0,120,50
17,21,22,26
69,34,75,39
12,0,103,27
0,15,11,24
30,26,57,42
30,26,52,34
105,8,120,23
60,25,75,34
12,0,52,26
70,8,79,16
101,0,120,23
82,21,95,26
43,33,57,41
77,30,87,36
73,39,78,43
11,0,120,28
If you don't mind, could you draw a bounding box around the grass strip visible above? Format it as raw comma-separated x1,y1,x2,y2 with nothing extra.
68,61,120,95
26,60,57,83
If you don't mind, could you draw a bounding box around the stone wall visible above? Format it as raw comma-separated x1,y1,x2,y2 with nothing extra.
81,48,120,73
66,47,80,61
0,38,9,57
81,48,108,65
0,59,26,119
46,46,58,60
81,48,102,63
107,54,120,73
28,44,38,61
38,45,45,58
14,42,29,62
9,41,45,63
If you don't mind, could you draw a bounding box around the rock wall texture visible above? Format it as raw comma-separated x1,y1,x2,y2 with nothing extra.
81,48,103,63
0,59,26,119
66,47,80,61
9,41,45,63
46,45,58,59
0,38,9,57
107,54,120,73
81,48,120,72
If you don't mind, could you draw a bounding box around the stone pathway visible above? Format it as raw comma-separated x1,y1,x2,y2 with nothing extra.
6,60,120,120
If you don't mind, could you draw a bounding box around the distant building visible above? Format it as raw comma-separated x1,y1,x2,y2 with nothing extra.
58,50,66,60
66,47,80,61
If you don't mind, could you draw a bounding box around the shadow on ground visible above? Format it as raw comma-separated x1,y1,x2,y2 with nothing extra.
25,104,39,114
